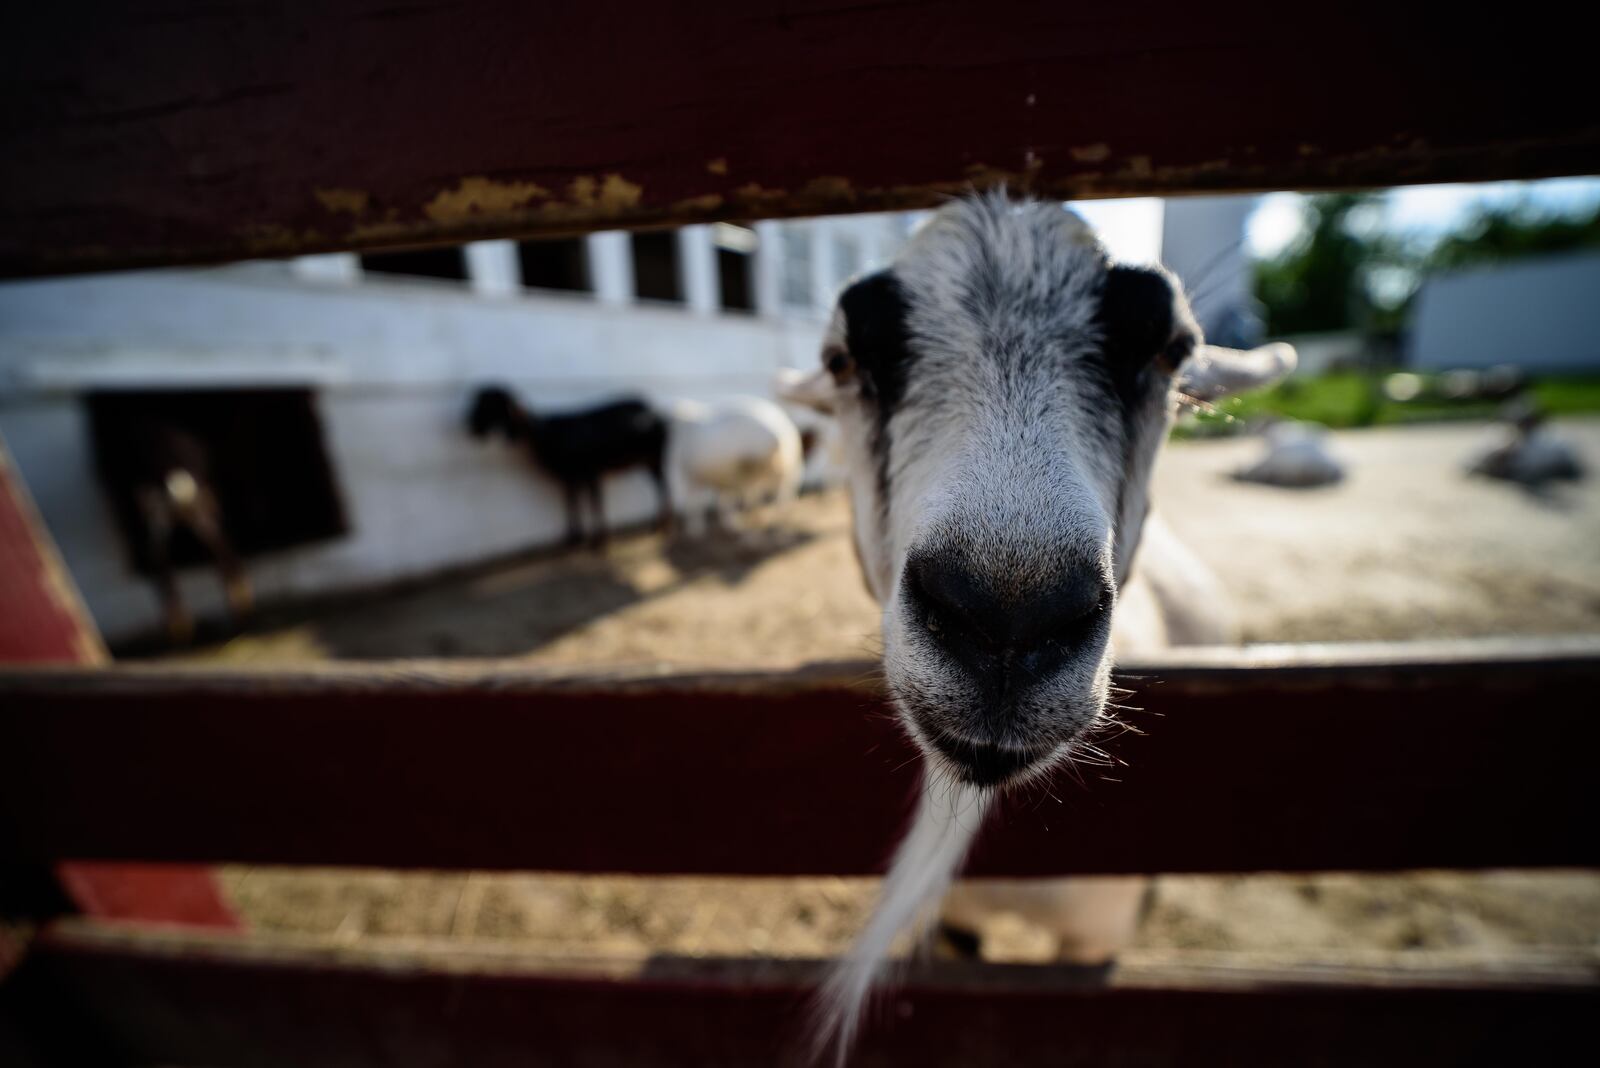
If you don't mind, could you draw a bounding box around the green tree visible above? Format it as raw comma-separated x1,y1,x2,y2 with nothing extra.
1252,194,1382,335
1426,201,1600,270
1253,193,1600,339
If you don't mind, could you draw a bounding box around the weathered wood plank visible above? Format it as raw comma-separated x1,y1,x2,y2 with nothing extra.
1,436,239,929
11,923,1597,1067
4,2,1597,276
3,639,1597,876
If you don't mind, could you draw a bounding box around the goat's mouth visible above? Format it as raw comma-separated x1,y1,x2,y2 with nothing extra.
923,728,1057,789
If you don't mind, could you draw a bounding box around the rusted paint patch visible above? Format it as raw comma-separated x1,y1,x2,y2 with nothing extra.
560,174,643,212
731,182,790,209
346,215,417,244
235,222,326,255
798,175,856,203
17,128,1594,279
424,177,552,223
314,188,370,216
672,193,725,214
953,159,1044,194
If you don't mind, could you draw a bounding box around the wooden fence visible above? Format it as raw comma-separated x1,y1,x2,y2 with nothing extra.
3,2,1598,1063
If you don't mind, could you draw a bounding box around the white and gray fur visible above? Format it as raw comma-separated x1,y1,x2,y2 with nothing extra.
782,192,1294,1062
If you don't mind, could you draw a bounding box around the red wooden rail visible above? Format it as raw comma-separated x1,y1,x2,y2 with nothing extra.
4,1,1597,276
5,923,1594,1068
4,639,1598,877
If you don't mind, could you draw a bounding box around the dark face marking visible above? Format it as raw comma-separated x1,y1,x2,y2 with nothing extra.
836,271,915,504
1093,265,1198,411
1089,264,1199,566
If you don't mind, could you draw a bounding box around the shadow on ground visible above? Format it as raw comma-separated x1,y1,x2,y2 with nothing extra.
114,523,818,660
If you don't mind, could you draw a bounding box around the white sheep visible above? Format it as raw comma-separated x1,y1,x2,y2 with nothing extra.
1233,419,1345,487
666,396,804,536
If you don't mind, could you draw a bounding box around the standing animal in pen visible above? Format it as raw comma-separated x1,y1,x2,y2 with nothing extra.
90,416,253,644
466,387,672,546
781,193,1294,1061
666,396,804,537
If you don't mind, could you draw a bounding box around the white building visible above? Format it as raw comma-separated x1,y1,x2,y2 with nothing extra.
1409,250,1600,373
0,198,1251,644
0,216,909,642
1158,195,1262,348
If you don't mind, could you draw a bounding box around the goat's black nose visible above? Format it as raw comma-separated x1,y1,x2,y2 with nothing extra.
903,550,1110,686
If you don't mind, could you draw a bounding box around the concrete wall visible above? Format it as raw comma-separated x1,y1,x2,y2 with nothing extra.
1409,251,1600,373
0,266,826,642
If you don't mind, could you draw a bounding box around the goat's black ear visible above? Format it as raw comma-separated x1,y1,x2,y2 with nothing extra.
837,271,915,412
1096,265,1198,377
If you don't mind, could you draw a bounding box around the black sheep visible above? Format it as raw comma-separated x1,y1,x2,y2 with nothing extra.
467,386,672,546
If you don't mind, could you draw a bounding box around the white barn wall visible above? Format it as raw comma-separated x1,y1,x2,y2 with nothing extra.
1409,251,1600,373
0,266,825,642
1159,195,1256,339
1,203,1189,645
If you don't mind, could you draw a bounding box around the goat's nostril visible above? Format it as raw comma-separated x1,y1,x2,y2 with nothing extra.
905,553,998,648
904,551,1110,659
1017,574,1110,651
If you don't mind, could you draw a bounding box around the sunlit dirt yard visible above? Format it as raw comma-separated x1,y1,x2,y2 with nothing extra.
154,419,1600,967
175,419,1600,667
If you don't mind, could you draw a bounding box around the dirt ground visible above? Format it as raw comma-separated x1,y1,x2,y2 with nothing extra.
170,419,1600,966
179,418,1600,668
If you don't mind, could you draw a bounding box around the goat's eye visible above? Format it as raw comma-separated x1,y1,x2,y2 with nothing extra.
826,349,855,378
1158,333,1197,374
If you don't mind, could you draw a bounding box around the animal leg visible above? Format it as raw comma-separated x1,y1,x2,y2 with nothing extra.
736,482,774,544
753,472,788,537
773,448,803,518
181,483,253,622
648,456,674,536
562,483,584,547
136,487,191,645
713,489,744,533
679,493,709,538
585,480,608,549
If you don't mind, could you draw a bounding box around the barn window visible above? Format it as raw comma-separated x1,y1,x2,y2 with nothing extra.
714,222,758,313
630,230,684,304
517,237,590,293
781,226,814,308
84,389,348,575
358,246,469,282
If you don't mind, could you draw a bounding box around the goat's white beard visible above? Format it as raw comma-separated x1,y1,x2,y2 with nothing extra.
810,771,992,1065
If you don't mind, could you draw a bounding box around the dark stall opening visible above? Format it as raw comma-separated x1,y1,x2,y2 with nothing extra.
85,389,348,575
